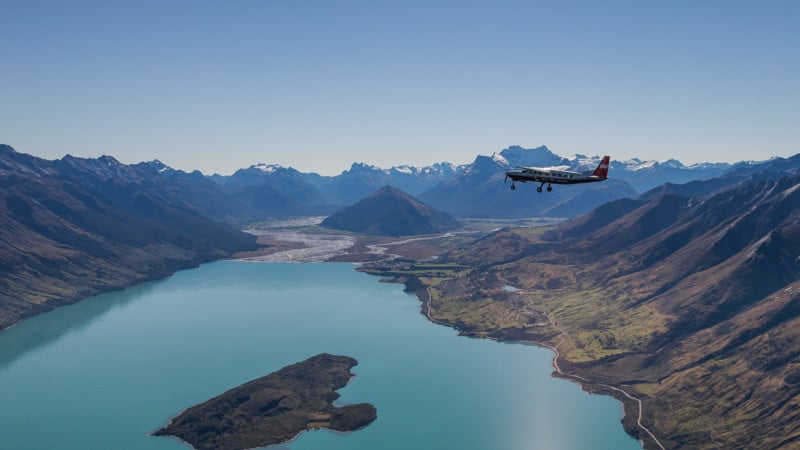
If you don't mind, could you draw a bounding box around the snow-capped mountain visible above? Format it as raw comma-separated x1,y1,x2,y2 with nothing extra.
4,141,795,223
7,138,783,219
489,147,733,192
200,144,746,218
301,161,464,206
418,147,639,218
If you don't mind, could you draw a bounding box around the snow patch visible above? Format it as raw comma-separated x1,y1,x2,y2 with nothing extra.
253,163,281,173
629,160,658,171
688,162,730,170
572,157,600,169
491,152,508,165
393,166,415,175
662,159,685,169
351,162,384,172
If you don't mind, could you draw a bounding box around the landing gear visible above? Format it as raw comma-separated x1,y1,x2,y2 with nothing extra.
536,182,552,193
511,183,516,190
536,186,542,193
546,184,552,192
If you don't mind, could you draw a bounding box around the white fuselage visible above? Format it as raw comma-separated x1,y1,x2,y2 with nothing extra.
504,156,610,192
505,166,603,186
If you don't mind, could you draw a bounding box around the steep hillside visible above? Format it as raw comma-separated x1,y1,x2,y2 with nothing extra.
0,145,259,330
321,186,461,237
407,171,800,448
123,160,262,225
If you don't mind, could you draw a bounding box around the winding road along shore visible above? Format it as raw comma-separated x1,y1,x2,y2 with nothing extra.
423,285,665,450
541,307,666,450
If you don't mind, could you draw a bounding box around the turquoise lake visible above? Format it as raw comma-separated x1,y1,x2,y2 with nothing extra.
0,261,641,449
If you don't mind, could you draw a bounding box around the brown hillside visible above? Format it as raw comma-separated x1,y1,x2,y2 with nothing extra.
425,173,800,448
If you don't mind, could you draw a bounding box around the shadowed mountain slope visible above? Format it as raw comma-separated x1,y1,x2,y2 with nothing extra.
0,145,258,330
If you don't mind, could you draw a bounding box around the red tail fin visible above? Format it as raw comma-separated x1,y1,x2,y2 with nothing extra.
592,156,610,179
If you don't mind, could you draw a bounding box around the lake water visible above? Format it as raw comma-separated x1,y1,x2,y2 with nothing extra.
0,261,641,450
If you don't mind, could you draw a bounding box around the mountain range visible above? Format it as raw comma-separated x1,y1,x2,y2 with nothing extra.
428,159,800,448
7,144,779,223
0,144,258,331
209,145,742,219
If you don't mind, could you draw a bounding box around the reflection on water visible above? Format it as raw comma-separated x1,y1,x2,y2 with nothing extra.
0,280,161,371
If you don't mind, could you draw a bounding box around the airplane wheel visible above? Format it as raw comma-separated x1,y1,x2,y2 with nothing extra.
511,184,516,190
536,187,542,193
546,186,552,192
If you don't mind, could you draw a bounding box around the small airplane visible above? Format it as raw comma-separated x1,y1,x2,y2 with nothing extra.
505,156,610,192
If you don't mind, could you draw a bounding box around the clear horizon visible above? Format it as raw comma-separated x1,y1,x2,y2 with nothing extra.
2,1,798,175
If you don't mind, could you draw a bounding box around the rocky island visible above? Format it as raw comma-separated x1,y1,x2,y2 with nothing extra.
154,353,376,450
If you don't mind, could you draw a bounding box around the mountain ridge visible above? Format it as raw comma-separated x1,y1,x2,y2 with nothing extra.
203,144,760,218
0,145,259,330
12,143,788,220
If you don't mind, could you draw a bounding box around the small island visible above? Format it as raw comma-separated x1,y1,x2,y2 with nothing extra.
154,353,377,450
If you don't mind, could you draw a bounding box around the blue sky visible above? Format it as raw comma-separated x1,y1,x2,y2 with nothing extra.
2,0,798,175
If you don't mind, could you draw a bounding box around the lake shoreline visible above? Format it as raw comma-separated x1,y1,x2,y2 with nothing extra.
1,222,650,449
0,260,211,334
0,253,643,449
404,278,662,450
233,225,657,449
